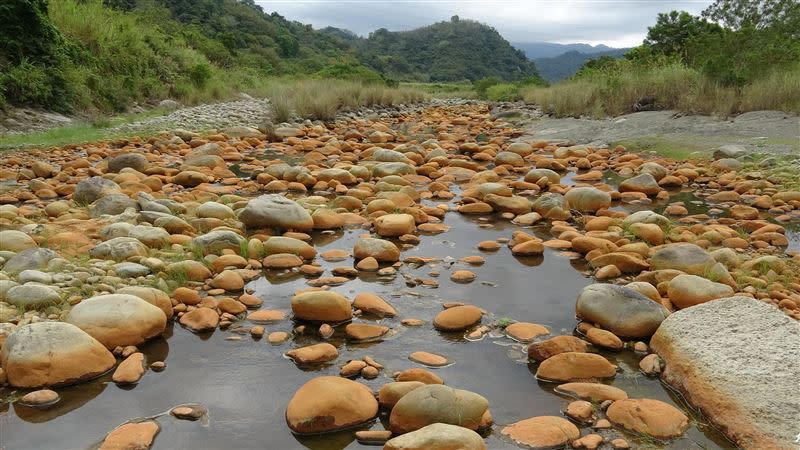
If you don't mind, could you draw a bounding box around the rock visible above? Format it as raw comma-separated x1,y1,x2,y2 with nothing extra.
565,400,594,422
5,284,60,308
355,430,392,445
346,323,389,341
528,335,588,362
501,416,580,449
619,173,659,196
606,399,689,438
291,291,352,322
174,170,209,187
128,226,170,248
112,352,145,384
532,193,571,220
650,296,800,449
239,194,313,231
667,274,734,309
353,292,396,317
89,237,148,261
555,382,628,402
433,305,482,331
650,243,714,275
286,342,338,365
91,193,137,217
575,284,669,338
536,352,616,382
74,176,121,204
113,262,150,278
384,423,487,450
638,161,667,180
197,201,234,220
484,194,531,215
621,210,670,228
378,381,425,409
116,286,173,320
394,368,443,384
192,230,246,255
565,187,611,212
389,384,489,434
505,322,549,342
264,236,316,259
3,248,58,274
209,270,245,291
286,376,378,434
524,168,560,184
167,260,211,281
19,389,60,407
67,294,167,348
0,230,36,252
354,237,400,262
179,307,219,332
586,327,623,350
170,404,208,421
374,213,416,237
1,322,115,388
99,421,159,450
108,153,148,172
713,144,747,160
409,351,448,367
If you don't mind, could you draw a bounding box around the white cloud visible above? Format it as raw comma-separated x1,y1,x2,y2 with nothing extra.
256,0,713,47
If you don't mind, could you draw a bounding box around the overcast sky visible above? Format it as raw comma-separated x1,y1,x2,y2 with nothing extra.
255,0,713,48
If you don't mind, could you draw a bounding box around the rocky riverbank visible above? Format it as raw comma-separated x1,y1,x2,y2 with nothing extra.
1,102,799,449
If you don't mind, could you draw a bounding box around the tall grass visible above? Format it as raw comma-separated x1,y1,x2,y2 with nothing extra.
521,62,800,118
265,79,428,121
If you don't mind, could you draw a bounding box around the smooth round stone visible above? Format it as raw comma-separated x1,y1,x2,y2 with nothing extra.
606,398,689,438
66,294,167,349
291,291,352,322
505,322,549,342
389,384,489,434
5,284,60,308
378,381,425,409
171,404,208,421
384,423,486,450
345,323,389,341
535,352,616,382
501,416,579,449
433,305,482,331
19,389,60,407
286,343,338,365
286,376,378,434
554,382,628,402
575,284,669,338
99,420,159,450
409,351,449,367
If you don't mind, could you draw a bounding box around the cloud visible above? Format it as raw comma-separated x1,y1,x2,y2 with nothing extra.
256,0,713,47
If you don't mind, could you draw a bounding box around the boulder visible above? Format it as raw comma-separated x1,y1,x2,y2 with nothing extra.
619,173,659,196
501,416,579,449
606,399,689,438
536,352,616,382
66,294,167,348
90,193,137,217
576,284,669,338
374,213,416,237
650,243,714,275
192,230,246,255
74,176,121,204
3,248,58,275
116,286,173,319
352,292,396,317
354,237,400,262
555,382,628,402
239,194,313,231
565,187,611,212
99,421,159,450
433,305,482,331
291,291,352,322
286,376,378,434
389,384,489,434
667,274,734,309
378,381,425,409
384,423,486,450
0,230,36,252
651,297,800,449
89,237,148,261
179,307,219,332
1,322,115,388
528,335,588,362
107,153,148,172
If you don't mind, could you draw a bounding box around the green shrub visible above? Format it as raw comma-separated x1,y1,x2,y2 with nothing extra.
1,60,53,106
315,63,387,85
473,76,502,97
485,83,521,101
188,62,212,88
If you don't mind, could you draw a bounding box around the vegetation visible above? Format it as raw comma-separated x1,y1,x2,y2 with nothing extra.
473,76,545,101
533,49,629,82
525,0,800,117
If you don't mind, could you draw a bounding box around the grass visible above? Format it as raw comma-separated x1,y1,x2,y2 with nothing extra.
611,136,711,160
521,62,800,118
402,82,476,99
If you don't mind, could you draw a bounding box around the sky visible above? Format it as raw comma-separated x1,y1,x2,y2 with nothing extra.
255,0,713,48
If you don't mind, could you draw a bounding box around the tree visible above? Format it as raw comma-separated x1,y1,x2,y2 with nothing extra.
644,11,721,57
702,0,800,30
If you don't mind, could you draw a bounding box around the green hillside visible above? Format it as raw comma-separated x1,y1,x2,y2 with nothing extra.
534,49,629,82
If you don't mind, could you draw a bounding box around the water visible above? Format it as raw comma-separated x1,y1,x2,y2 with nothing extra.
2,173,745,450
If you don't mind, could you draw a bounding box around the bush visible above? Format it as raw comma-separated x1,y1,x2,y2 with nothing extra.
485,83,521,101
315,63,387,85
188,62,212,88
473,76,502,97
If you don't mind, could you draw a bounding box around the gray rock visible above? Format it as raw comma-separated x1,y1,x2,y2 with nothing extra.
622,210,670,227
0,230,37,252
128,225,170,248
100,222,135,240
713,144,747,160
113,262,151,278
565,186,611,212
3,248,59,275
73,176,121,205
384,423,486,450
238,194,313,231
0,280,19,300
619,172,659,195
6,284,60,308
107,153,148,173
576,283,669,338
651,297,800,450
17,269,52,284
89,237,148,261
91,193,137,218
66,293,167,348
651,243,715,275
192,230,246,255
196,201,234,220
389,384,489,434
372,162,415,178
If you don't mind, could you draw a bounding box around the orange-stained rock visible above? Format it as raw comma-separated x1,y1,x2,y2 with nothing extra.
501,416,579,449
286,376,378,434
536,352,616,382
606,398,689,438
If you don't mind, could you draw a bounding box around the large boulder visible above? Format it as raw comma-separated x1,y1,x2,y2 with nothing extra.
66,294,167,348
650,243,715,275
107,153,148,173
651,297,800,449
192,230,246,255
389,384,489,434
667,274,734,309
374,214,416,237
116,286,173,319
239,194,313,231
0,230,36,252
5,284,60,309
606,399,689,439
384,423,486,450
501,416,579,449
286,376,378,434
2,248,58,275
565,187,611,212
74,176,121,205
619,173,659,196
90,193,137,217
354,237,400,262
89,237,148,261
291,291,352,322
576,284,669,338
1,322,115,388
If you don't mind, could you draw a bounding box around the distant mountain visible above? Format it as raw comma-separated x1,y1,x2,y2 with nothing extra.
346,18,542,82
513,42,618,59
535,49,630,82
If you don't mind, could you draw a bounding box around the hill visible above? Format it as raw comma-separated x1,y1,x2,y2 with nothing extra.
535,48,629,82
513,42,617,59
347,17,541,82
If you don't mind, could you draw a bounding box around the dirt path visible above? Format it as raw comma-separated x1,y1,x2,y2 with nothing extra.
517,109,800,155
